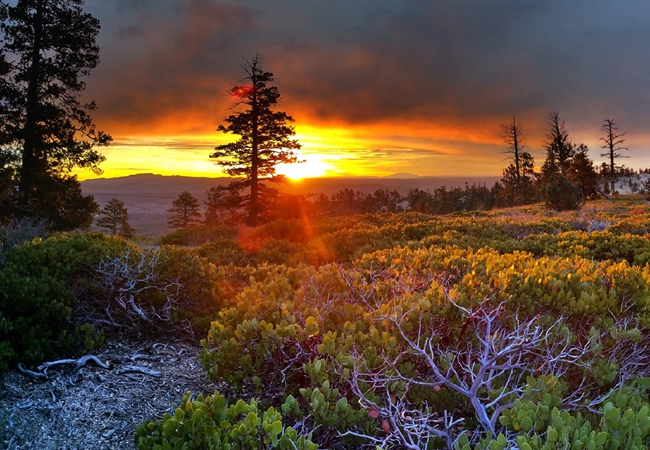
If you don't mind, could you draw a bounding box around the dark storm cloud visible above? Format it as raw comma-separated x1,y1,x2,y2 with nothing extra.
83,0,261,133
83,0,650,146
274,0,650,132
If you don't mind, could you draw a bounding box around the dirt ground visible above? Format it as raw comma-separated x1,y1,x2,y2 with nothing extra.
0,337,227,450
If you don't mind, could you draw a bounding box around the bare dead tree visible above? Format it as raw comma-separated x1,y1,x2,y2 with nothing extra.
501,117,536,206
501,116,526,184
600,118,628,194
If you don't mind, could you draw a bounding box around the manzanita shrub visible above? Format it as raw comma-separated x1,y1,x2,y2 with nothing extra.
7,206,650,447
199,244,650,448
135,391,317,450
0,233,126,370
160,224,238,246
170,212,642,269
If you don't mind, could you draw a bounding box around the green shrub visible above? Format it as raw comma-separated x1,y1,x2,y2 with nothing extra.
195,239,255,267
542,175,585,211
517,231,650,266
0,233,125,370
154,246,246,333
200,244,650,448
135,391,318,450
246,219,313,243
0,216,50,254
458,384,650,450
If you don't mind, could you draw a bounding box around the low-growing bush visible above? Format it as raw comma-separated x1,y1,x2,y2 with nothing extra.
245,219,314,244
519,231,650,266
0,216,50,254
195,239,255,267
135,391,318,450
0,233,126,370
542,175,585,211
8,206,650,447
200,245,650,448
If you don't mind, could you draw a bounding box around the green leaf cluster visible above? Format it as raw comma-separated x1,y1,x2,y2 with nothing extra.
135,391,317,450
0,233,124,370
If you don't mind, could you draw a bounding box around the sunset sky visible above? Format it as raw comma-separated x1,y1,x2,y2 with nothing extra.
76,0,650,180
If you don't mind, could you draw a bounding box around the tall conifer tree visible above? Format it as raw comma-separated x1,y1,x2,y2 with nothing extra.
210,56,301,226
0,0,111,229
540,112,597,210
96,197,135,238
167,191,201,229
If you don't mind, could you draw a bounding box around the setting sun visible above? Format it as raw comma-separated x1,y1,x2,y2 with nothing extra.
275,152,336,179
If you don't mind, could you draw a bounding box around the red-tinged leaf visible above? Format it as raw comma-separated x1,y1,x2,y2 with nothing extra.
368,408,380,418
382,419,390,434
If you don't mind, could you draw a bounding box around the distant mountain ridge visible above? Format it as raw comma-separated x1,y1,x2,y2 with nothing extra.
81,173,501,235
387,173,419,179
81,173,233,195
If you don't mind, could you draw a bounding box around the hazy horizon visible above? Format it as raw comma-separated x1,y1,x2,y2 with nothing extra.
81,171,504,181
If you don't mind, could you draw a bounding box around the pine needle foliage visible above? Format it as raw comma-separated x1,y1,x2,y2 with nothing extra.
167,191,201,230
0,0,111,229
210,56,301,226
96,197,135,238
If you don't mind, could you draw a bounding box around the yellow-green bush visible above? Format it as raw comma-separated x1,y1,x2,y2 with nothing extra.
198,241,650,447
135,391,318,450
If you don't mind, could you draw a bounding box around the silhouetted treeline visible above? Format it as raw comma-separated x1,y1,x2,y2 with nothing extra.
598,164,650,177
310,189,404,216
187,165,650,228
307,183,515,217
198,183,519,226
406,183,511,214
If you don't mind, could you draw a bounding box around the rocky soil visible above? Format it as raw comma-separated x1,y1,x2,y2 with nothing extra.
0,337,226,449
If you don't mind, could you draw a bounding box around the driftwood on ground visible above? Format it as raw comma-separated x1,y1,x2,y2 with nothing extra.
1,339,226,450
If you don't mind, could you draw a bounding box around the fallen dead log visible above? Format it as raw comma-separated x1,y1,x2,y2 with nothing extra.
18,353,163,380
115,365,162,377
38,355,110,374
17,355,110,380
129,353,160,363
17,362,47,380
595,186,611,199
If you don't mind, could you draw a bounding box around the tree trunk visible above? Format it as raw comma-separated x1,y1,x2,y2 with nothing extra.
610,148,615,194
18,0,45,211
249,73,259,227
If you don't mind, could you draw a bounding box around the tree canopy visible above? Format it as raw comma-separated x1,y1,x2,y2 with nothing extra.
539,112,597,210
0,0,111,229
